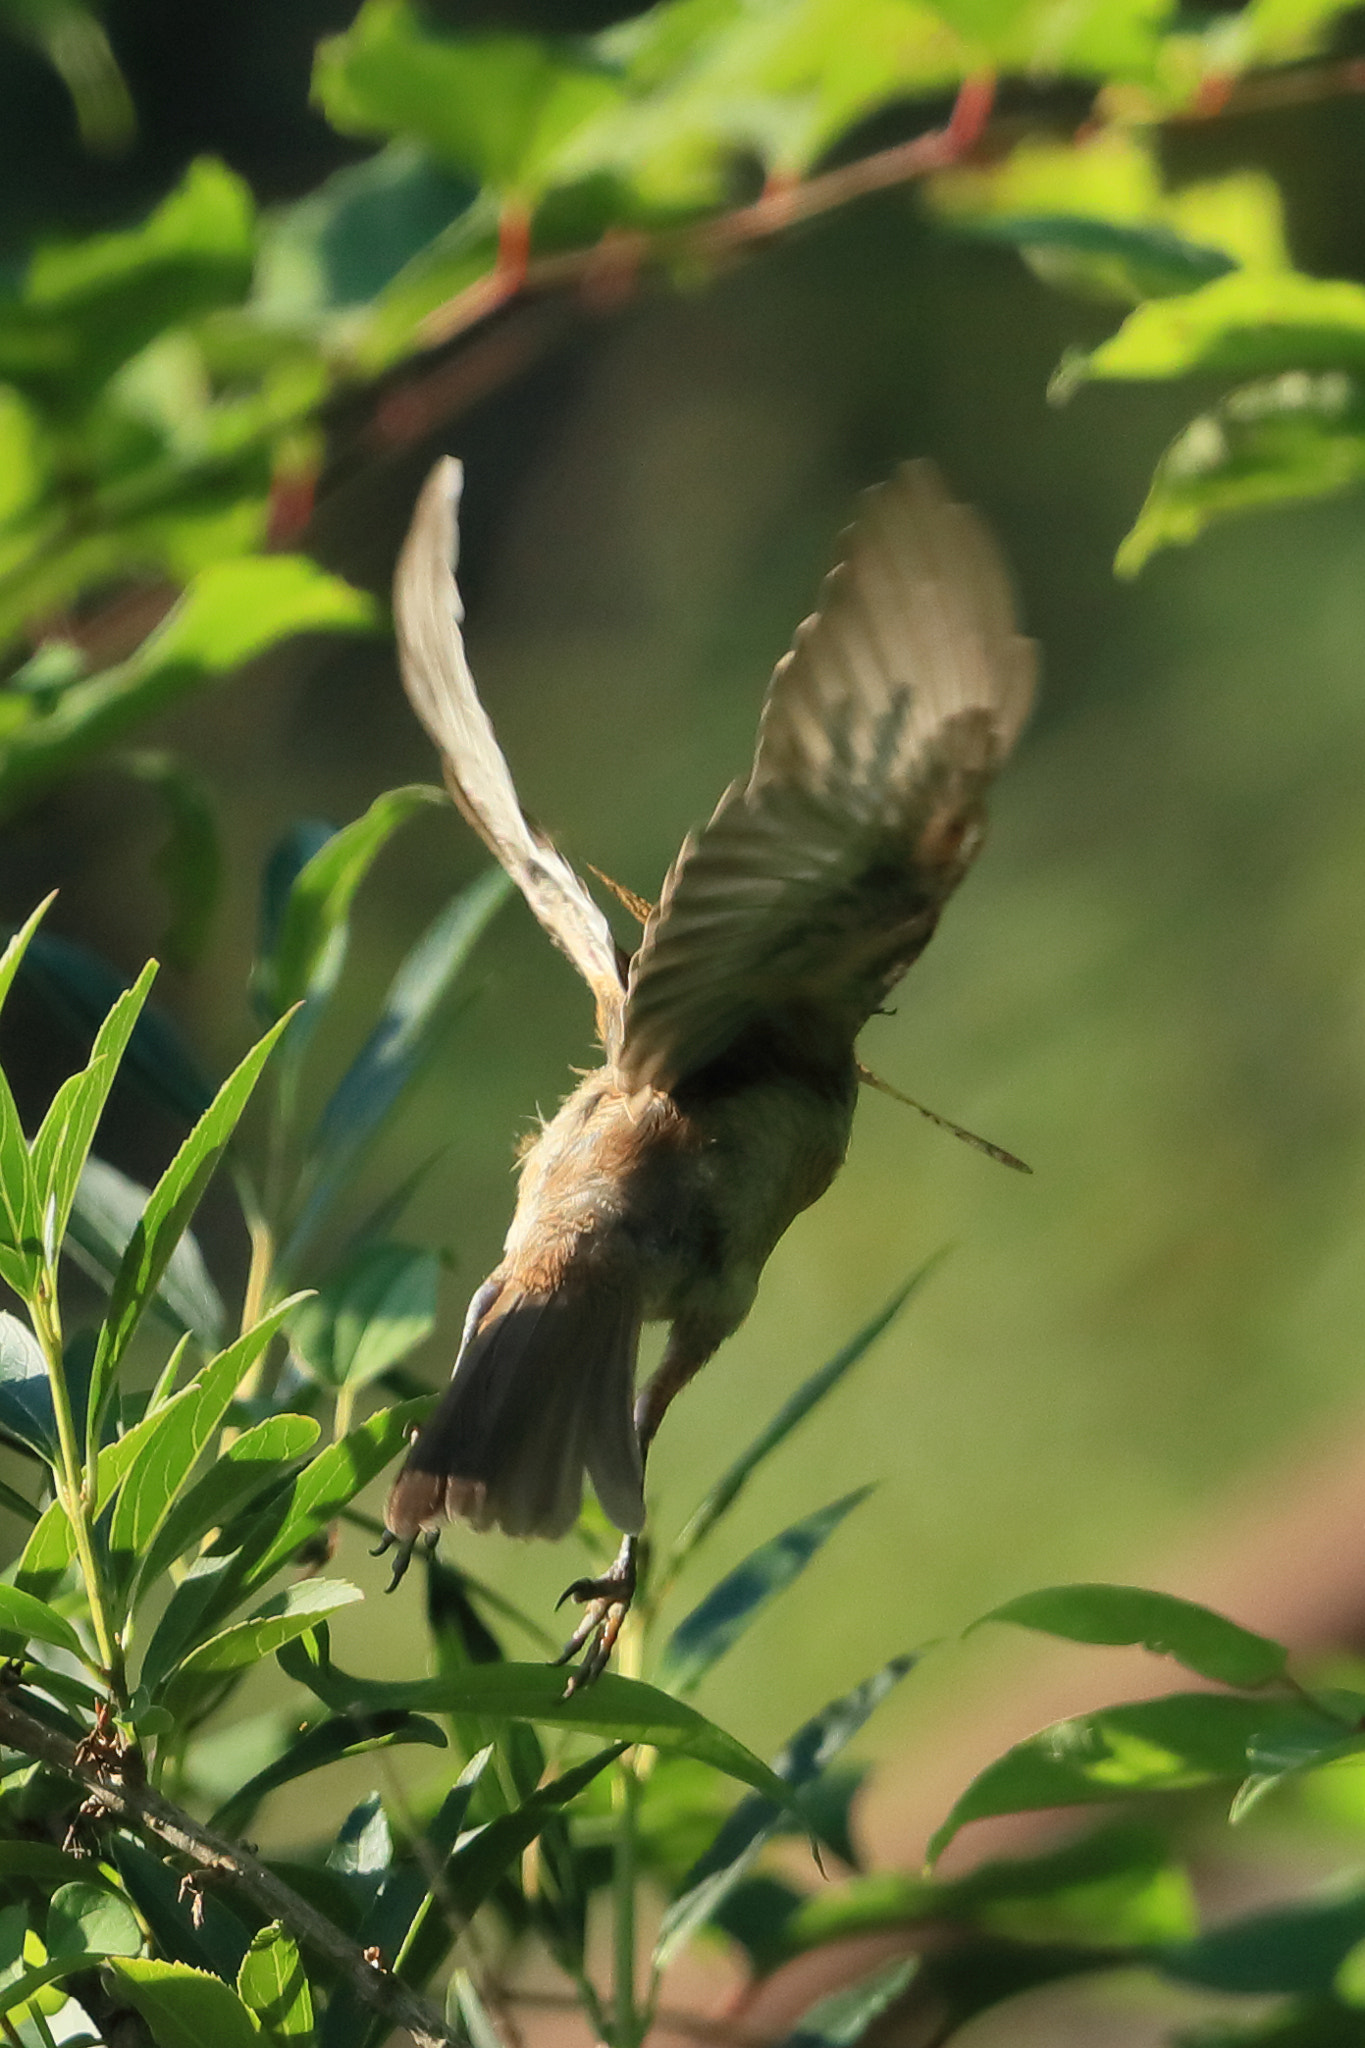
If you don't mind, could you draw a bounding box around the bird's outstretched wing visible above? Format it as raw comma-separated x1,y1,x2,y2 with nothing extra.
618,462,1035,1097
395,459,625,1050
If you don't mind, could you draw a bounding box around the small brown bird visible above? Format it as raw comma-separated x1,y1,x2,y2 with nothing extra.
378,457,1035,1683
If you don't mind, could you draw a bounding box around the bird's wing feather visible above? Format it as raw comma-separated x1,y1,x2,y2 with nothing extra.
619,462,1035,1097
395,458,625,1049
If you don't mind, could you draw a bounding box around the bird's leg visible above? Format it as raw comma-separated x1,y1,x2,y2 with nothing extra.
556,1322,722,1692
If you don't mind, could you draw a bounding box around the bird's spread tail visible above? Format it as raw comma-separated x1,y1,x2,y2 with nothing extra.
385,1280,645,1542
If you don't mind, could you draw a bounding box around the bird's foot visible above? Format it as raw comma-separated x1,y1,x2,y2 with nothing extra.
371,1524,439,1593
554,1537,637,1694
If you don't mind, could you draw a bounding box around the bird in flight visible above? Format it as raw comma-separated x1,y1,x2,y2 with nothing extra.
377,457,1035,1686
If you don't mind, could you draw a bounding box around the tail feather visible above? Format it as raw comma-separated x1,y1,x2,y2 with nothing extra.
386,1279,645,1542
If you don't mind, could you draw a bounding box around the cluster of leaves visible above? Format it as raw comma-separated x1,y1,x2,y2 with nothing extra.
0,816,1364,2048
1,0,1364,841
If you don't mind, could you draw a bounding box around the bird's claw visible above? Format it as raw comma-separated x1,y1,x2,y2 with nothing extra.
371,1525,439,1592
554,1543,637,1694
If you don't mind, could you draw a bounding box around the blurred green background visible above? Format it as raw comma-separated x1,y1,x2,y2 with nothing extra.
5,0,1365,1824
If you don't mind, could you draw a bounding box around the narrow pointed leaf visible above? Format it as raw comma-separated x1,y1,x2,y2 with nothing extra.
0,1079,40,1295
290,1241,438,1391
659,1487,874,1695
211,1709,446,1839
0,1585,85,1660
139,1412,320,1594
277,1636,799,1808
656,1654,917,1969
925,1694,1346,1865
111,1298,306,1596
666,1262,938,1573
237,1924,314,2047
89,1007,295,1433
232,1395,431,1597
263,785,441,1019
781,1957,918,2048
974,1584,1288,1689
371,1750,492,1980
22,931,214,1125
168,1578,363,1685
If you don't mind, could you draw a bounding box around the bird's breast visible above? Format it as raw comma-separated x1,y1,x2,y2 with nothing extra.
502,1060,856,1324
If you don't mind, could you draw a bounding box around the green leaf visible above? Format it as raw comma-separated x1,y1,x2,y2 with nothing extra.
286,868,510,1262
314,0,624,199
139,1412,320,1597
290,1242,438,1391
363,1749,491,1987
781,1957,917,2048
211,1708,446,1840
67,1156,225,1352
926,1694,1346,1865
655,1653,917,1969
786,1824,1196,1956
29,959,157,1257
88,1006,296,1437
0,558,377,818
261,784,442,1021
236,1924,314,2047
109,1296,304,1596
277,1634,799,1808
0,1585,86,1662
167,1579,363,1692
665,1263,937,1575
659,1487,874,1695
973,1584,1288,1688
111,1958,263,2048
47,1881,141,1960
6,159,254,404
0,1076,39,1298
0,1311,57,1461
1159,1888,1365,1997
1116,371,1365,575
1053,268,1365,398
112,1838,250,1981
435,1745,623,1922
230,1395,431,1599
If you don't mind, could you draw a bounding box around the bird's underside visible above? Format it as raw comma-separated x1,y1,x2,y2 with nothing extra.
378,456,1035,1685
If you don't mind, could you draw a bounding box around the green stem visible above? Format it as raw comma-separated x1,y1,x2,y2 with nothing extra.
612,1753,640,2048
31,1277,123,1700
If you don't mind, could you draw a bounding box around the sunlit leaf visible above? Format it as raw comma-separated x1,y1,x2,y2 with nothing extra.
926,1695,1347,1864
1116,371,1365,574
46,1882,140,1960
0,1312,57,1461
111,1958,262,2048
236,1924,314,2047
139,1412,320,1596
1159,1887,1365,1996
781,1956,917,2048
973,1584,1288,1688
167,1578,363,1689
0,1584,85,1661
278,1631,799,1807
29,959,156,1255
0,558,377,813
314,0,624,199
88,1007,296,1436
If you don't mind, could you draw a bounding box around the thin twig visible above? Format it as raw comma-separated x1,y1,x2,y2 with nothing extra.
0,1693,458,2048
